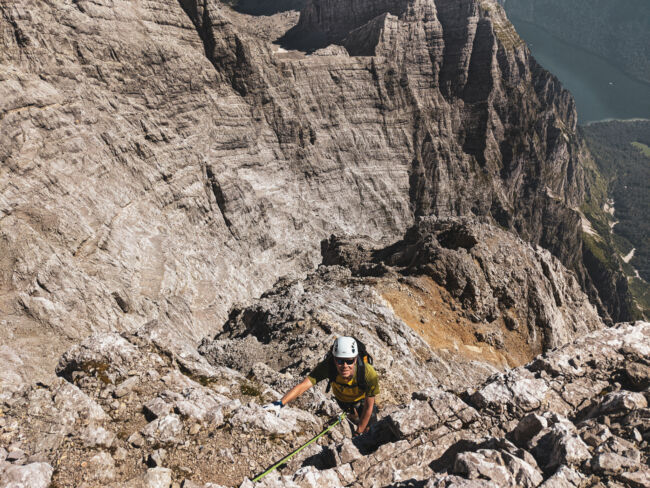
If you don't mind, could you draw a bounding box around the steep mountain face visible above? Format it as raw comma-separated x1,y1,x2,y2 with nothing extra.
0,0,626,386
0,0,645,481
499,0,650,85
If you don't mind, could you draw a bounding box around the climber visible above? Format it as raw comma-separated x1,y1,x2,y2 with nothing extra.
264,336,379,436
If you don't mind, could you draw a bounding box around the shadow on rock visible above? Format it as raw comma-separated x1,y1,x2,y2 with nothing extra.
428,439,481,473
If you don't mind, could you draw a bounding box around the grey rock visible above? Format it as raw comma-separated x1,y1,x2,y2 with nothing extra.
87,451,116,482
0,347,26,403
538,465,585,487
82,425,115,449
337,438,362,464
181,482,227,488
142,415,184,445
114,376,140,398
5,449,25,464
427,476,494,487
0,462,53,488
144,397,173,421
180,482,201,488
617,469,650,488
128,467,173,488
131,321,228,383
229,404,318,435
471,370,549,416
128,431,145,448
218,449,234,464
387,400,438,438
511,413,548,446
56,333,149,384
148,449,167,468
625,362,650,390
591,452,638,474
332,464,355,485
0,377,107,463
254,465,343,488
596,391,648,416
113,447,128,462
542,421,592,470
599,434,639,458
579,421,612,447
452,448,542,488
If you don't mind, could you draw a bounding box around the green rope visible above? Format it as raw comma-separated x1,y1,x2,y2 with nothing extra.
252,412,347,483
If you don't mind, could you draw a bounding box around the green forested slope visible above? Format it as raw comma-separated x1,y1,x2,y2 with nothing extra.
580,120,650,315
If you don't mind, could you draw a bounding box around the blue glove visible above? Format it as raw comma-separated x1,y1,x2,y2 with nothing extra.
263,400,284,413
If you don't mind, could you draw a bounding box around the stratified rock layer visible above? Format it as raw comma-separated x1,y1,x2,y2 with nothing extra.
0,0,624,385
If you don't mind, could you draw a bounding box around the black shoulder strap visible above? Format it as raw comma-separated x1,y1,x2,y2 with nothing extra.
325,355,337,393
357,357,367,392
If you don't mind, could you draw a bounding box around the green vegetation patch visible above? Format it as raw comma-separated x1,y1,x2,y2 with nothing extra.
629,277,650,312
580,120,650,318
631,141,650,157
240,381,263,397
582,232,616,269
80,361,112,384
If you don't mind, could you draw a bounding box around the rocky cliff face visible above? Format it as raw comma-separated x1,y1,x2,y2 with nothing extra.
0,262,646,486
0,0,624,386
0,1,641,485
203,217,602,396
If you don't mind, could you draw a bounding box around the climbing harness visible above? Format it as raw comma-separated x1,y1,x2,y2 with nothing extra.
252,412,348,483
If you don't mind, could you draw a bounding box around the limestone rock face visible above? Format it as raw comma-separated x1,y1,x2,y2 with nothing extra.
256,322,650,487
199,217,602,398
0,0,623,385
0,1,643,485
1,283,647,486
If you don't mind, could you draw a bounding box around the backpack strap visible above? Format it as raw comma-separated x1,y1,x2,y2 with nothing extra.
357,356,367,392
326,355,337,393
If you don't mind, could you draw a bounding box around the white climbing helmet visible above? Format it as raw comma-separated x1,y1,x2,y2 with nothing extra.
332,336,357,358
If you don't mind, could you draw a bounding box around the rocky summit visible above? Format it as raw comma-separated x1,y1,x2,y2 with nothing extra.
0,0,646,486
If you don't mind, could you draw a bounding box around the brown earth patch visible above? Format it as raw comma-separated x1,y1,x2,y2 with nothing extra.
376,276,540,369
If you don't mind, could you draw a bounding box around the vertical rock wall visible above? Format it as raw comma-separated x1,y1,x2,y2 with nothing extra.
0,0,629,382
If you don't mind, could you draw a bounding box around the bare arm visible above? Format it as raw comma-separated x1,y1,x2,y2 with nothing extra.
356,396,375,434
280,377,313,406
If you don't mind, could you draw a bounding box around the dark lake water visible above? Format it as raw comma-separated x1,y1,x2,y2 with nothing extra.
509,17,650,123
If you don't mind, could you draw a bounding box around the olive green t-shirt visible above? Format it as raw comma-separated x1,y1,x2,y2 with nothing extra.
308,359,379,403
